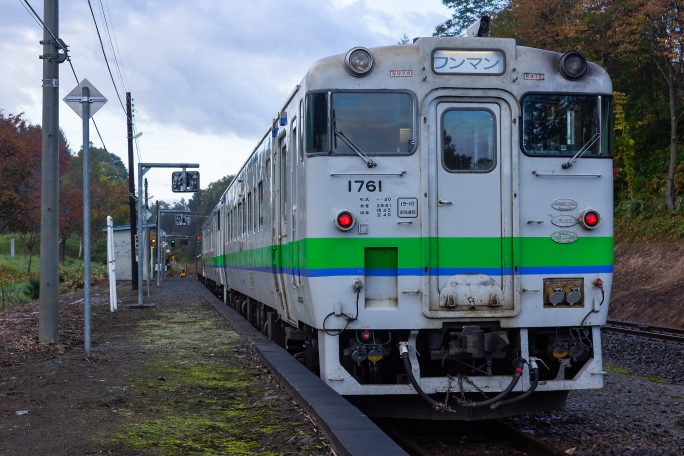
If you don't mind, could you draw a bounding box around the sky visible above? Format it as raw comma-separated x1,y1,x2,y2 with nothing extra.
1,0,452,209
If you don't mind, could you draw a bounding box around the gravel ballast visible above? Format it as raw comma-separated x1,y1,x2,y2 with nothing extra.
508,332,684,455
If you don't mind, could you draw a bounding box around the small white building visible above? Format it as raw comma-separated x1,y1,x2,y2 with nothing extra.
110,224,157,281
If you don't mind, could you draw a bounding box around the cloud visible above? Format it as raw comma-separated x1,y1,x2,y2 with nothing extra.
1,0,449,202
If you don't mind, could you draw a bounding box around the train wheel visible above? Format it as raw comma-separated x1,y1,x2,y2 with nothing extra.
304,328,319,374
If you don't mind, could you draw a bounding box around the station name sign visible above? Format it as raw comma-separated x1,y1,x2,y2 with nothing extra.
433,49,505,75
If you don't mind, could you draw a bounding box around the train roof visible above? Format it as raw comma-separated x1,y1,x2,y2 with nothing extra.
301,36,612,96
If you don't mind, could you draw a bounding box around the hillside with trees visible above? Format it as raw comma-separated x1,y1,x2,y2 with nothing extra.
437,0,684,241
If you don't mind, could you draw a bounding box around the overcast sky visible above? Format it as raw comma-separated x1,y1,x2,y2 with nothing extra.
1,0,451,207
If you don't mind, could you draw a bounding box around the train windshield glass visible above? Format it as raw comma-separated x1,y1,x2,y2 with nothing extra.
522,95,611,157
306,92,415,155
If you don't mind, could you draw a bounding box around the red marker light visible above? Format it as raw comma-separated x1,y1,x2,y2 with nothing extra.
580,210,600,230
361,329,371,341
335,211,355,231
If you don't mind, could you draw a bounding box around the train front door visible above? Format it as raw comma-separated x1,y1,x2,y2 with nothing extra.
429,100,514,315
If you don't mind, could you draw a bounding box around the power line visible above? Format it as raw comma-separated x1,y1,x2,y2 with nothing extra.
19,0,79,82
86,0,126,115
18,0,142,200
98,0,129,92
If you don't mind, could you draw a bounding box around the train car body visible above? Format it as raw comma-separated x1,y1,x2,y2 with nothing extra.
200,32,613,419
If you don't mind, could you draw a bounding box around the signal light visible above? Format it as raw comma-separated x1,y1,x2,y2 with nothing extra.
335,211,355,231
579,209,600,230
170,239,176,247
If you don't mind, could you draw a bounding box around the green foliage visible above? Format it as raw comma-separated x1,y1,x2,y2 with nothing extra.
59,262,107,293
434,0,509,36
0,263,36,309
188,174,234,217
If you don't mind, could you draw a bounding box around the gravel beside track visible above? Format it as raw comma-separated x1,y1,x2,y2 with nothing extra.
507,332,684,455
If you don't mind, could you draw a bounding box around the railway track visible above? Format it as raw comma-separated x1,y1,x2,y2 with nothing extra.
604,319,684,343
374,417,566,456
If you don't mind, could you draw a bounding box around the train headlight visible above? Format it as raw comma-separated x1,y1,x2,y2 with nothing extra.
558,51,587,80
579,209,600,230
345,47,374,77
335,211,356,231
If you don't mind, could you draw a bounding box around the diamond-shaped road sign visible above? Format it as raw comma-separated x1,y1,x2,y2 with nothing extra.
63,79,107,119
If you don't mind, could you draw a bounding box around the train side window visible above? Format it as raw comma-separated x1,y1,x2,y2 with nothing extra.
306,92,329,153
442,109,496,172
247,192,252,234
265,157,271,180
237,202,243,235
258,181,264,230
242,198,246,234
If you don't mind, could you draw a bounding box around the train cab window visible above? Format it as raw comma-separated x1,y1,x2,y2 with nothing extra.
522,94,611,157
442,109,496,172
306,91,416,155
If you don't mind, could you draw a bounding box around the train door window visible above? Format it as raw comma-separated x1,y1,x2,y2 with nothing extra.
441,109,496,172
306,92,329,153
258,181,264,230
293,120,301,164
298,100,304,162
281,146,288,224
217,210,220,231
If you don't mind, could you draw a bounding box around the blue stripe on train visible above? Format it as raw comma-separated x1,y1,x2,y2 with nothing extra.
209,265,613,276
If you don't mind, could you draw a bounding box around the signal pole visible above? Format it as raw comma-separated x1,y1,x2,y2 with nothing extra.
126,92,138,290
39,0,61,343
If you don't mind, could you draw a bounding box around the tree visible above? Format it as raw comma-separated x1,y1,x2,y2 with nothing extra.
613,0,684,211
0,113,32,233
188,174,234,217
60,144,130,259
434,0,509,36
0,112,70,270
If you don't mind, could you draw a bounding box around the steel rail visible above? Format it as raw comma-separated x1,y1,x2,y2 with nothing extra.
373,417,566,456
604,319,684,343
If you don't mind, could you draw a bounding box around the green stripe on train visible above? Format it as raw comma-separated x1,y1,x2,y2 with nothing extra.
202,236,613,269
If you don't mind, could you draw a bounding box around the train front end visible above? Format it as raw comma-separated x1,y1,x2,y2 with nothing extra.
299,35,612,419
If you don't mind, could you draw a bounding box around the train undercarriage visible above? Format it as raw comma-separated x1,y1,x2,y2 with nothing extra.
199,274,599,420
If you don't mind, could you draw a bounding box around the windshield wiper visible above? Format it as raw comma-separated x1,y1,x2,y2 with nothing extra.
561,131,601,169
332,109,377,168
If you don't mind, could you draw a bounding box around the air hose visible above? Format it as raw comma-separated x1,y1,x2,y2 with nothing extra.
490,358,540,409
399,342,526,412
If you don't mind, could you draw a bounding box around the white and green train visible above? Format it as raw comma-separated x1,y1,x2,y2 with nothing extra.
199,22,613,419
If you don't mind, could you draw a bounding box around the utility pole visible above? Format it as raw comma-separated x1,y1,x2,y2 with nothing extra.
39,0,61,343
126,92,137,290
